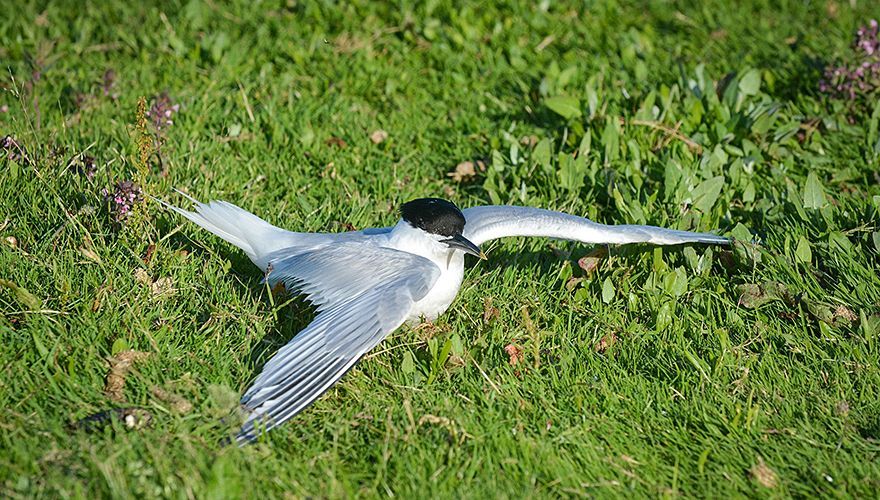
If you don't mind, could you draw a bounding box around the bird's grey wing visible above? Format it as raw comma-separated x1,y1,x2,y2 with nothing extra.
462,205,728,247
236,243,440,444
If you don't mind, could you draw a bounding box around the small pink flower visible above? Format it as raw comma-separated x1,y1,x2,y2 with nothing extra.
103,180,143,222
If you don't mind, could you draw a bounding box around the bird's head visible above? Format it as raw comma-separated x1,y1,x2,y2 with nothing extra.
399,198,485,259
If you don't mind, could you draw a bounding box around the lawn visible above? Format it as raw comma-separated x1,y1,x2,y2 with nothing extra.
2,0,880,497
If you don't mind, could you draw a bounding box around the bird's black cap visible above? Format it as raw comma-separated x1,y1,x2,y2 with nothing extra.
400,198,465,237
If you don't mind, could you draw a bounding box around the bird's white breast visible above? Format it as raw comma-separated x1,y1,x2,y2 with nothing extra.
408,252,464,322
378,222,466,323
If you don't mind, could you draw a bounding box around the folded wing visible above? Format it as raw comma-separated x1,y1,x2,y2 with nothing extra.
462,205,728,247
236,243,440,444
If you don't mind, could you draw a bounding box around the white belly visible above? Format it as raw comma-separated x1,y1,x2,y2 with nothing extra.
408,253,465,322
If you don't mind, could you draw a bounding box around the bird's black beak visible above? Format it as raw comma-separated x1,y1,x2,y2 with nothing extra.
442,234,486,260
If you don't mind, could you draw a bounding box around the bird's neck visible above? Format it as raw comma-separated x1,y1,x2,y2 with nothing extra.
386,220,457,269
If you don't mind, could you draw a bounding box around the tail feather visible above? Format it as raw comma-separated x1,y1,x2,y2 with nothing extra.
154,195,290,266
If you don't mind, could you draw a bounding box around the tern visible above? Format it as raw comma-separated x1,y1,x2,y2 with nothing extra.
161,195,728,443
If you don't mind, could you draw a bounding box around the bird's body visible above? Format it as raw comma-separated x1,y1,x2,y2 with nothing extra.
162,195,728,443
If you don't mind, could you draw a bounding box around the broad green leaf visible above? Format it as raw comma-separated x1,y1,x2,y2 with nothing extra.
602,118,620,165
557,151,585,192
533,138,551,170
578,131,591,158
738,69,761,96
401,351,416,374
828,232,853,254
545,96,582,119
794,236,812,263
691,176,725,213
664,267,689,297
299,126,315,147
730,223,752,241
491,149,506,172
803,172,826,209
111,338,130,356
742,181,756,203
601,277,615,304
0,279,42,310
683,246,699,271
656,302,673,331
32,332,49,358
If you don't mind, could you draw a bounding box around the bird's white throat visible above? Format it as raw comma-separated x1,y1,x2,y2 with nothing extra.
384,220,466,321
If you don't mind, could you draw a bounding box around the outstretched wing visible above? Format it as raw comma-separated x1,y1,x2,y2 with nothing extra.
236,243,440,444
462,205,728,247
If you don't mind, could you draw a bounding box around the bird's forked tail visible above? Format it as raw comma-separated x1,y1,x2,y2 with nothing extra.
155,192,295,269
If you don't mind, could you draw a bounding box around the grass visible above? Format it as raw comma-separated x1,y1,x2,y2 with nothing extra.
2,0,880,497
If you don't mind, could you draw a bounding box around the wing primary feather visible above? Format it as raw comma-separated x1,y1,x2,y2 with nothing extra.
234,244,441,444
462,205,729,247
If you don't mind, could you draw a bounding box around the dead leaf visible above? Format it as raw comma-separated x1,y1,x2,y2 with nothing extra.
35,11,50,27
134,268,173,296
151,386,193,414
271,281,287,296
520,135,539,147
504,344,524,366
577,247,608,275
91,282,111,312
448,161,476,183
419,414,453,427
414,321,449,341
325,136,347,148
595,332,618,353
79,246,102,264
370,129,388,144
737,282,792,309
335,221,357,232
446,354,466,368
143,243,156,264
833,305,857,323
4,236,17,248
483,297,500,323
150,277,173,296
826,0,838,18
418,414,468,442
133,268,151,285
535,35,555,52
750,458,778,488
565,276,583,291
105,350,151,402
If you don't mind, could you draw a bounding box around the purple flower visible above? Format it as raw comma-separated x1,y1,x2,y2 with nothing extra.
146,93,180,132
820,20,880,102
102,179,143,222
1,135,29,164
70,153,97,179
